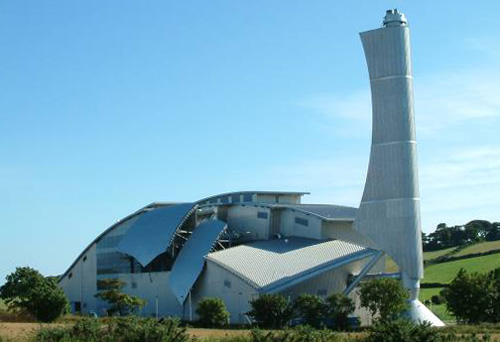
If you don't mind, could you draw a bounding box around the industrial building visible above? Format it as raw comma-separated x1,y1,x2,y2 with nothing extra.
59,191,383,323
59,10,444,326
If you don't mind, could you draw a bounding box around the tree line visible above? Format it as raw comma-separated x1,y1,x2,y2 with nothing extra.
422,220,500,251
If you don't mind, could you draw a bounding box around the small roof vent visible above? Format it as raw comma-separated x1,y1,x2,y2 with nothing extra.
383,9,407,27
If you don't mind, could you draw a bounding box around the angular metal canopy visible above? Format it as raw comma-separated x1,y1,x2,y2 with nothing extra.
206,238,377,293
117,203,195,266
169,219,227,304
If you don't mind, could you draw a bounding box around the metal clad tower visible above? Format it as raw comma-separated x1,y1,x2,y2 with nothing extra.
357,9,423,292
355,11,446,325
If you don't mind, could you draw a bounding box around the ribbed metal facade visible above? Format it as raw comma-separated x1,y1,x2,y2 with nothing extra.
356,12,423,297
206,238,375,291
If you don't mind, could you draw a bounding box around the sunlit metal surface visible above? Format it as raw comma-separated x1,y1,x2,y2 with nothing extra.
169,219,227,303
117,203,195,266
357,10,423,289
206,238,376,293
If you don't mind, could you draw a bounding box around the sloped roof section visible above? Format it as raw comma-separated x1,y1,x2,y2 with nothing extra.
206,238,376,293
282,204,357,221
117,203,196,266
169,219,227,304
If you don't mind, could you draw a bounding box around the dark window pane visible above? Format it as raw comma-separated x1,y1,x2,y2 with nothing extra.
295,217,309,226
257,211,268,219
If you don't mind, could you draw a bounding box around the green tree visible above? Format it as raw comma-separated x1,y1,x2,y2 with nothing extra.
195,297,229,328
248,294,294,329
442,268,492,324
359,278,408,321
95,278,145,316
293,294,327,328
325,293,355,330
0,267,69,322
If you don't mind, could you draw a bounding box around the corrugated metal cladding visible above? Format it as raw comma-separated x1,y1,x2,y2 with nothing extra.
169,219,227,304
357,24,423,282
285,204,357,220
117,203,195,266
206,238,374,291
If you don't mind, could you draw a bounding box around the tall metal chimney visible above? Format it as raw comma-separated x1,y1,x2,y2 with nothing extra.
356,9,444,326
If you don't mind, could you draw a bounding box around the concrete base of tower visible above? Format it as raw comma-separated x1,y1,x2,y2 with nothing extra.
404,299,445,327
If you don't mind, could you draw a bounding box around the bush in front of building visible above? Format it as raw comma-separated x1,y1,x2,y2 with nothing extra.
94,278,146,316
325,293,355,331
0,266,69,322
195,297,229,328
248,294,294,329
359,278,408,321
293,294,328,328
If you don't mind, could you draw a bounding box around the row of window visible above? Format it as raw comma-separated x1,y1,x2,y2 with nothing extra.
96,235,123,250
205,193,254,205
96,252,140,275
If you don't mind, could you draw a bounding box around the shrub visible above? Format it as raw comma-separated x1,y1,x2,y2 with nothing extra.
248,294,294,329
443,268,492,324
359,278,408,321
0,267,69,322
34,317,190,342
367,319,440,342
325,293,355,331
293,294,327,328
431,295,446,305
195,297,229,328
95,278,146,316
251,327,344,342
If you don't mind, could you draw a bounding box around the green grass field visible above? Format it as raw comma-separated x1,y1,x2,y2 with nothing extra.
422,252,500,284
419,288,454,322
454,240,500,257
0,298,5,310
423,247,457,261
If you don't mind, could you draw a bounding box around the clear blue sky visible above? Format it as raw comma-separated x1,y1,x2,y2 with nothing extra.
1,1,500,282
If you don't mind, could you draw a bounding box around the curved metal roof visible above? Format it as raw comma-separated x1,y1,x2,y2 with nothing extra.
117,203,196,266
206,238,376,293
169,219,227,304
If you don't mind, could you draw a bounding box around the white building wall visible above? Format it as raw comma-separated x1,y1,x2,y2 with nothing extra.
280,209,322,239
322,221,386,273
279,260,374,326
96,272,182,318
194,262,258,324
59,244,97,314
226,205,271,240
255,194,301,204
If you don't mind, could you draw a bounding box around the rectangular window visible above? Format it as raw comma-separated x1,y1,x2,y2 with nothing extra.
257,211,268,219
295,217,309,226
96,252,134,275
224,280,231,288
243,193,253,202
231,194,240,203
221,196,229,204
97,235,124,250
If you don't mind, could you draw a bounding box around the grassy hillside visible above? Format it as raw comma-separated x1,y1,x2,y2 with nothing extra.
453,240,500,257
0,298,5,310
404,241,500,322
422,252,500,284
423,247,457,261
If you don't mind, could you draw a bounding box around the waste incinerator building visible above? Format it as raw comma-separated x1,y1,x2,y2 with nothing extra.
59,10,444,326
